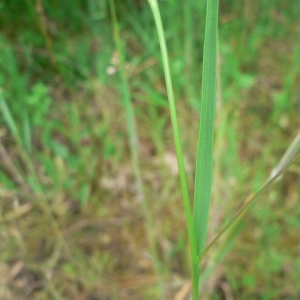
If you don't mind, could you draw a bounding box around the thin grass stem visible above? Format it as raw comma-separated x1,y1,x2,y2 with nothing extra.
108,0,165,297
147,1,199,298
198,153,300,262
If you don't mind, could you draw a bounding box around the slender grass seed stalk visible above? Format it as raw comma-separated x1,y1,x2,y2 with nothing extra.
199,152,300,262
147,0,199,298
108,0,165,297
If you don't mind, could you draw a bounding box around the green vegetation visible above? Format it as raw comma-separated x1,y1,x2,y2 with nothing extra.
0,1,300,299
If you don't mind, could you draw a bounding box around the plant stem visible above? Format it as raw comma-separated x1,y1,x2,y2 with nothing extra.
147,1,199,298
198,152,300,262
108,0,165,297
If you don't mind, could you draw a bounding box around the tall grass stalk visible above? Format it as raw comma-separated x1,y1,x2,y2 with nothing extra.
147,0,199,298
108,0,165,297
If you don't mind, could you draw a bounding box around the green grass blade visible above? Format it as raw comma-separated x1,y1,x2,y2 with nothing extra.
199,152,300,262
193,0,219,256
0,91,21,142
147,1,199,298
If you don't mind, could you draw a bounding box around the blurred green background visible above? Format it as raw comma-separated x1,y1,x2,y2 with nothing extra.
0,0,299,299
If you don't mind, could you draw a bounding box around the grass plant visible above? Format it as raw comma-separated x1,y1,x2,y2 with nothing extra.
148,0,219,297
1,1,300,299
148,0,198,297
148,0,299,298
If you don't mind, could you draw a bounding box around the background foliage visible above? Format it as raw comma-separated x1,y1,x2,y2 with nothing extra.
0,0,300,299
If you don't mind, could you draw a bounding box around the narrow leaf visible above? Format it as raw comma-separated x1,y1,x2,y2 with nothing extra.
193,0,219,256
199,152,300,262
148,1,199,298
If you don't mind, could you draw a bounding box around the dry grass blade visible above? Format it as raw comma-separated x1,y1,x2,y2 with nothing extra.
269,130,300,181
199,152,300,262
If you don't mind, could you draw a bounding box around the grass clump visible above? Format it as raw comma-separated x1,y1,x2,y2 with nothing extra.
148,0,299,298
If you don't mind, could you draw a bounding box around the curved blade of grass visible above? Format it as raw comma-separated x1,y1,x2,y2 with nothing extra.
193,0,219,257
147,0,199,298
199,134,300,271
199,152,300,262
